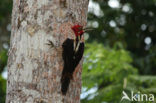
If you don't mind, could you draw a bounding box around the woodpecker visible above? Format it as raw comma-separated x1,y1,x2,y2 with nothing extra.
61,24,90,95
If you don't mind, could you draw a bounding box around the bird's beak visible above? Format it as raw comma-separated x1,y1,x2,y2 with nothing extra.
83,27,93,32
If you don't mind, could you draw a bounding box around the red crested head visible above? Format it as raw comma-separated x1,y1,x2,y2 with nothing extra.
71,25,84,36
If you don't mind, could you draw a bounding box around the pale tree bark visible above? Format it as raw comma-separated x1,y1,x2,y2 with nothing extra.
6,0,89,103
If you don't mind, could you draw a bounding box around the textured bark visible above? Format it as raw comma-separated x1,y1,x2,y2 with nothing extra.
6,0,89,103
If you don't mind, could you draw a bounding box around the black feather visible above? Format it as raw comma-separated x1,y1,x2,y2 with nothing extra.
61,38,84,95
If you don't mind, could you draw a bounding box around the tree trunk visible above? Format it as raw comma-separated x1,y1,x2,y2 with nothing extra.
6,0,88,103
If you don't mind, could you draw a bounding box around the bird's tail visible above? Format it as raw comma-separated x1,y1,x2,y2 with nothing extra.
61,73,72,95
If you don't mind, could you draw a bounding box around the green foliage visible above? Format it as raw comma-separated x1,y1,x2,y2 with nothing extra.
127,75,156,94
87,0,156,74
0,50,8,73
0,75,6,103
0,0,12,52
0,50,7,103
81,42,156,103
81,42,138,102
0,0,12,102
124,75,156,103
0,0,12,21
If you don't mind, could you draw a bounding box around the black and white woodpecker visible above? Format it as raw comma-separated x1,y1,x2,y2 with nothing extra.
61,24,91,95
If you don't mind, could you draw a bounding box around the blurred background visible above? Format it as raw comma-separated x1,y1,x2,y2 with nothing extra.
0,0,156,103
